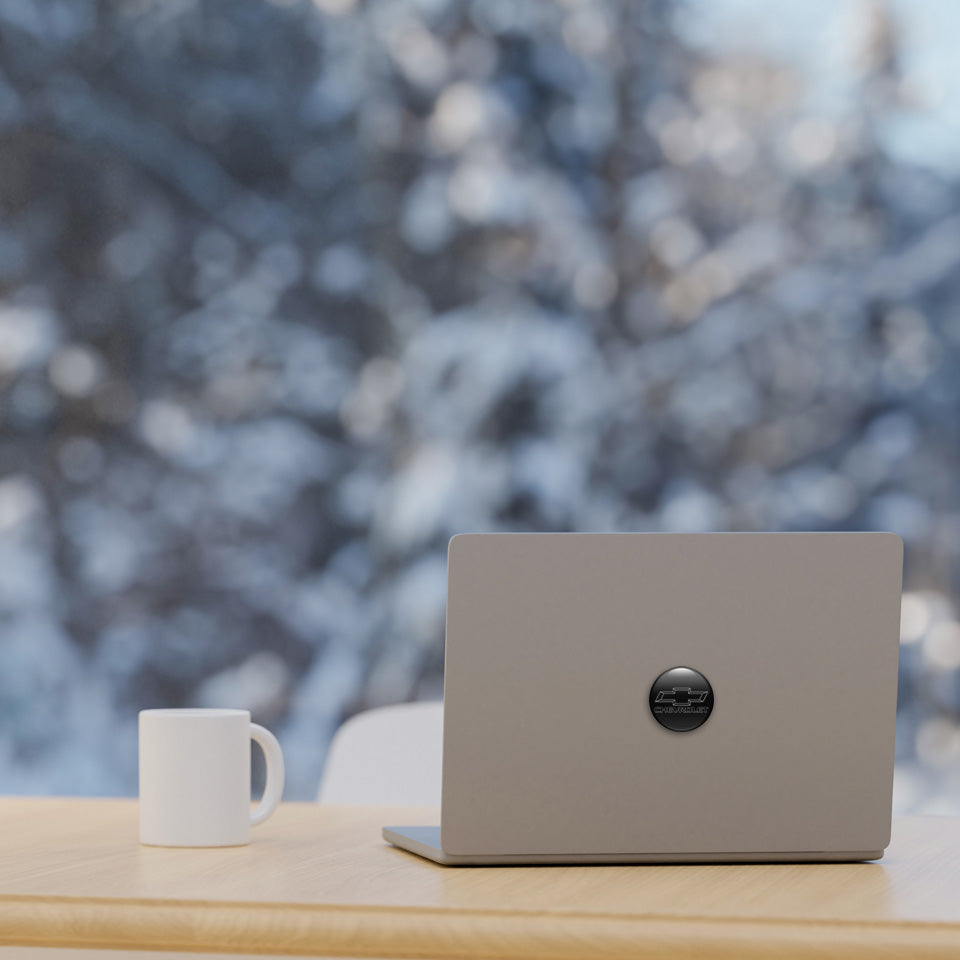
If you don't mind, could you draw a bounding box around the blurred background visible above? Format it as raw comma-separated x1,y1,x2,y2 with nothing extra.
0,0,958,808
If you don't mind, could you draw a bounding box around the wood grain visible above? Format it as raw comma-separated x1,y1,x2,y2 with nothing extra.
0,799,958,958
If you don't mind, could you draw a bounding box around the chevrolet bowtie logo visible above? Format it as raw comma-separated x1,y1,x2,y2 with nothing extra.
650,667,713,731
655,686,709,706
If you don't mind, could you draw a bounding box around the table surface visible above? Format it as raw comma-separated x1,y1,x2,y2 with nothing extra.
1,799,960,959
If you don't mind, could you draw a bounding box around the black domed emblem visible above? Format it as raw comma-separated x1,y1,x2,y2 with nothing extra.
649,666,714,732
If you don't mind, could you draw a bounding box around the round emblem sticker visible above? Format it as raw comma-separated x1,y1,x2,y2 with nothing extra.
649,666,714,732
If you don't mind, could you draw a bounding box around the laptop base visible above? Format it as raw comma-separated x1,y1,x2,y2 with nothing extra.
382,826,884,865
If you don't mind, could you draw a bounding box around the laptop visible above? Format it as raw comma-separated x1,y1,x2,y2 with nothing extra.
384,532,903,864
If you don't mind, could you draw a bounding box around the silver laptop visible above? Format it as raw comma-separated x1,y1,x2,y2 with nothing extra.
384,532,902,864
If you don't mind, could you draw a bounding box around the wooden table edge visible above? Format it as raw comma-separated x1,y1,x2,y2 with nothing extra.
2,897,960,959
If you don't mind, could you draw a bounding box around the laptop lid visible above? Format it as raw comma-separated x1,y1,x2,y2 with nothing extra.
440,532,902,857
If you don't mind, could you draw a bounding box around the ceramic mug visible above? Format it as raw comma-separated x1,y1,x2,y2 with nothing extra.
139,708,284,847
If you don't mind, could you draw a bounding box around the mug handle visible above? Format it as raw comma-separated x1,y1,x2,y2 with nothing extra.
250,724,285,827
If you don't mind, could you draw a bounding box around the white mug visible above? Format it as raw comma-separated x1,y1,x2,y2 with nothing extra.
139,708,285,847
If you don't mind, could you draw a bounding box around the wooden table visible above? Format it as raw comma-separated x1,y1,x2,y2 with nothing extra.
1,799,960,959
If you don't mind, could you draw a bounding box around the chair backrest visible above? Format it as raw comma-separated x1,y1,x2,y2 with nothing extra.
317,701,443,805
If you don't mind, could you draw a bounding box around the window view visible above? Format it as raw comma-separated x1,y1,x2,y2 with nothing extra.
0,0,957,808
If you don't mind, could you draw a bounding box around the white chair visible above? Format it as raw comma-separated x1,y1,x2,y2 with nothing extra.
317,701,443,805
